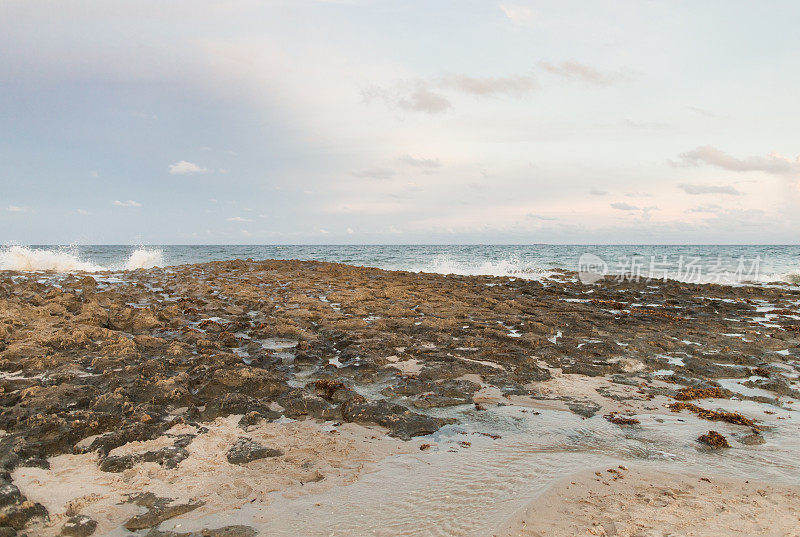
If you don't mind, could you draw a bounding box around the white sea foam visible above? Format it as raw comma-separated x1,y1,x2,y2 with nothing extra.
0,245,104,272
122,248,164,270
414,255,553,280
0,245,163,272
777,271,800,285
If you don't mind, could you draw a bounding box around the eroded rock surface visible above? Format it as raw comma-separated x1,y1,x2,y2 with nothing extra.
0,260,799,534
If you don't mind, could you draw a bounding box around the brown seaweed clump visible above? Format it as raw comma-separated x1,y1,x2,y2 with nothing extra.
674,386,729,401
668,402,758,428
590,299,628,310
604,413,641,425
697,430,730,448
312,379,347,399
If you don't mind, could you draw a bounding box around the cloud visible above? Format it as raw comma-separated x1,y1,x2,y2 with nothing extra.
686,204,723,213
678,183,741,196
686,106,719,118
438,73,537,96
398,155,441,169
526,213,558,221
113,200,141,207
6,205,26,212
350,167,397,180
362,84,451,114
168,160,210,175
610,202,639,211
539,60,627,85
676,146,800,176
76,209,89,215
226,216,252,222
395,85,452,113
499,3,538,28
362,71,537,114
590,188,607,196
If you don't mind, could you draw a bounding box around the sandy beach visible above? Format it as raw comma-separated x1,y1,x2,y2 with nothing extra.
499,467,800,537
0,259,798,536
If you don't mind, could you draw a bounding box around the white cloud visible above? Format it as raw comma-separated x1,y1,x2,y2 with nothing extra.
590,188,607,196
319,228,329,234
363,71,537,114
226,216,252,222
398,155,441,169
113,200,142,207
499,3,538,28
438,73,537,96
676,146,800,176
6,205,26,212
168,160,210,175
678,183,741,196
610,202,639,211
362,84,451,114
539,60,628,86
526,213,558,221
76,209,89,215
686,204,723,214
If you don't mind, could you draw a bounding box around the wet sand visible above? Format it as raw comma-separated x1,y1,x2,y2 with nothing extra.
499,467,800,537
0,259,798,535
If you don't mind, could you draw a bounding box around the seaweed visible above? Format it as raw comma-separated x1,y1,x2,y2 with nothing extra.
603,413,640,425
697,430,730,448
668,402,758,428
674,386,729,401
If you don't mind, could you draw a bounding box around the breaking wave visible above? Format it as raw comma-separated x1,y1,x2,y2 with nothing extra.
0,245,163,272
414,255,553,279
772,271,800,286
123,248,164,270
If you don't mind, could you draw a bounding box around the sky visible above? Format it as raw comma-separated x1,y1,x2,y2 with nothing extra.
1,0,799,245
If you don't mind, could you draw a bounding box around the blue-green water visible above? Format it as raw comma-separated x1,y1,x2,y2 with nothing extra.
2,244,799,284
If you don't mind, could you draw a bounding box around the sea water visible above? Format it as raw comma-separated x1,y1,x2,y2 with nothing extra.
2,244,799,285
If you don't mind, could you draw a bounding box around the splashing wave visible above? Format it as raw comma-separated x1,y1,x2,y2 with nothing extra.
413,255,553,279
0,245,163,272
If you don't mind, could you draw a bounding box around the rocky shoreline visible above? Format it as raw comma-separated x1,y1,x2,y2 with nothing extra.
1,259,799,535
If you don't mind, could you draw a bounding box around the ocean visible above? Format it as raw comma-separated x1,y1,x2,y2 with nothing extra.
1,244,799,285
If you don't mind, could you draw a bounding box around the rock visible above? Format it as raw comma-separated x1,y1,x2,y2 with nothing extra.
144,527,257,537
411,395,470,409
60,515,98,537
237,412,264,428
124,500,204,531
19,458,48,470
0,483,21,508
98,455,134,473
0,501,47,530
340,400,454,440
201,393,278,421
99,446,189,472
566,401,602,418
279,391,338,420
739,433,766,445
226,438,283,465
197,368,288,401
